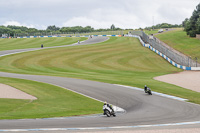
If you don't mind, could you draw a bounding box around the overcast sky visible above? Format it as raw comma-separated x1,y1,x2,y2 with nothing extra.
0,0,199,29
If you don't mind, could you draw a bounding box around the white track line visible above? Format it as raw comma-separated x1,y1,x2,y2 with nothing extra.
0,121,200,132
115,84,188,101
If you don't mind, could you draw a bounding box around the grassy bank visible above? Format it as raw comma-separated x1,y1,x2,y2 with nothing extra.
1,37,200,105
144,29,159,35
0,77,102,119
155,29,200,61
0,37,87,51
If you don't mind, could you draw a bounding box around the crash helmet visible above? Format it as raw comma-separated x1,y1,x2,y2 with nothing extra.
104,101,107,105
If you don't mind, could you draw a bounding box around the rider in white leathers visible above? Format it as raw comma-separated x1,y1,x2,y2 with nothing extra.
103,102,114,115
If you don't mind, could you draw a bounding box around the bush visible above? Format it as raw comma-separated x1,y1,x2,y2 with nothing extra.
188,30,196,37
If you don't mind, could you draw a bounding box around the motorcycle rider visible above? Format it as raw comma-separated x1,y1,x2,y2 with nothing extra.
144,85,147,93
103,101,114,113
144,85,152,95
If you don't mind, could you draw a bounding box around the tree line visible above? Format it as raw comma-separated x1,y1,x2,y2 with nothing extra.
0,24,123,37
144,23,182,30
182,3,200,37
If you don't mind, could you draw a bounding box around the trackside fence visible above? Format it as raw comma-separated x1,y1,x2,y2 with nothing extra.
131,31,200,67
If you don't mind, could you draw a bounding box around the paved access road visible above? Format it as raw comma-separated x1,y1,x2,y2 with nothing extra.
0,36,200,131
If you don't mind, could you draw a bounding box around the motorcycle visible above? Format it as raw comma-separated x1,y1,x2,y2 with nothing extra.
145,87,152,95
103,104,116,117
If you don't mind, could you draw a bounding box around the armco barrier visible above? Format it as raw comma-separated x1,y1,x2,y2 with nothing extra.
126,35,200,71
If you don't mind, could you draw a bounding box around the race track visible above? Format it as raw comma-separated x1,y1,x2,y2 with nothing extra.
0,37,200,131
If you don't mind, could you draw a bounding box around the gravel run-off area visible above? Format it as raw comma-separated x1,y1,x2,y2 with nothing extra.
0,83,37,100
154,71,200,93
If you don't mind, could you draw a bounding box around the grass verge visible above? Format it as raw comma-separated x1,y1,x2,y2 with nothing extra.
1,37,200,105
144,29,160,35
0,37,87,51
0,77,102,119
155,28,200,61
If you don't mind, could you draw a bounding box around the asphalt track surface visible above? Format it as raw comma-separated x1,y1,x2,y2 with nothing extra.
0,37,200,131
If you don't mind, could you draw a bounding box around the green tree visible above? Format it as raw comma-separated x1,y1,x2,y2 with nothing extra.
110,24,115,30
160,23,169,28
184,20,191,35
197,17,200,34
182,18,189,28
46,25,60,31
183,3,200,37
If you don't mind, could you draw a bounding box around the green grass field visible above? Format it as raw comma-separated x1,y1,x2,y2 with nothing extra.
155,29,200,61
0,77,102,119
0,37,87,51
143,29,160,35
1,36,200,119
1,37,200,103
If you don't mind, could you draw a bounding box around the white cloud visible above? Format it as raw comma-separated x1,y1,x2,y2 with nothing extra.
1,0,200,29
62,8,144,29
3,21,22,26
63,17,110,29
62,0,200,29
3,20,34,28
3,20,47,29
